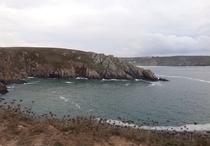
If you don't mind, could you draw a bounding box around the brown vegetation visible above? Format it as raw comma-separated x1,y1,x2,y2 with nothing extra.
0,99,209,146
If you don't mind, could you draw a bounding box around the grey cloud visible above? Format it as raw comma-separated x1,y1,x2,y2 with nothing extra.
0,0,209,57
120,34,210,57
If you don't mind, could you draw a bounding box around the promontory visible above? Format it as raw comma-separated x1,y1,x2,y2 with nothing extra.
0,47,160,94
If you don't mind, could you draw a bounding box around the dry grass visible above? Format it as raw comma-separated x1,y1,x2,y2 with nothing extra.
0,99,210,146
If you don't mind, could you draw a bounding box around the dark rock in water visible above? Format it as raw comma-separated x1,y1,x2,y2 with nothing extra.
0,82,8,94
158,78,169,81
7,79,27,84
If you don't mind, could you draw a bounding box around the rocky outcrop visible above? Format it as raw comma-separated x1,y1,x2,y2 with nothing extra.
158,78,169,81
142,70,158,81
0,82,8,94
0,47,161,93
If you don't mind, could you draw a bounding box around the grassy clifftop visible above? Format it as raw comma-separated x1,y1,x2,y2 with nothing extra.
0,47,158,84
0,47,161,94
0,47,99,70
122,56,210,66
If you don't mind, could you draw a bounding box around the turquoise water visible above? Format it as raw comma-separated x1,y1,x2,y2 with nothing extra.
1,66,210,127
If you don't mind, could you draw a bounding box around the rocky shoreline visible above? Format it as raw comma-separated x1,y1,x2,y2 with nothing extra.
0,47,167,94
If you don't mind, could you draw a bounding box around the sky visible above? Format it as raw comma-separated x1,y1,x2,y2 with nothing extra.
0,0,210,57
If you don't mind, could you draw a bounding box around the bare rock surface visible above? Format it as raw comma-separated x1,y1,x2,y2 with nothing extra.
0,82,8,94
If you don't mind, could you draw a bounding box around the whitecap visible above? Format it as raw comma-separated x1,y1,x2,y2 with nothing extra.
135,79,150,83
75,103,81,109
7,85,15,89
148,82,162,87
59,96,68,102
101,79,128,82
23,82,37,85
66,81,72,84
157,74,210,84
76,77,88,80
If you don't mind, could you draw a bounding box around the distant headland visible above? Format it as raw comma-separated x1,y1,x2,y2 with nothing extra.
122,56,210,66
0,47,166,94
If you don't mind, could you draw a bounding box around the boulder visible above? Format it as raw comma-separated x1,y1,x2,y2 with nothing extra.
142,70,158,81
7,79,27,84
158,78,169,81
86,68,100,79
0,82,8,94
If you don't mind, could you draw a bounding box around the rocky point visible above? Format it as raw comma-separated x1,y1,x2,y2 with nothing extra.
0,47,165,94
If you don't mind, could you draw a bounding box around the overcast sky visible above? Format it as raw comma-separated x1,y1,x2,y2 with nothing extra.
0,0,209,57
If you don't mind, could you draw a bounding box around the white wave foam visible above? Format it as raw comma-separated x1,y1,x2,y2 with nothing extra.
75,104,81,109
7,85,15,91
135,79,150,83
59,96,68,102
24,82,38,85
70,101,81,109
76,77,88,80
28,77,35,79
157,74,210,84
148,82,162,87
66,81,72,84
7,85,15,89
125,83,130,86
105,119,210,132
101,79,128,82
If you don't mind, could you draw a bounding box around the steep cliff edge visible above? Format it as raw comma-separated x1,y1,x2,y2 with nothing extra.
0,47,159,93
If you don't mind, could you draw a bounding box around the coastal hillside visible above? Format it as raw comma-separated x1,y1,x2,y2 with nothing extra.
0,47,159,93
122,56,210,66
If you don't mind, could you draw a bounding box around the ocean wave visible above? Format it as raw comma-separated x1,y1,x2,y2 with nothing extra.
70,101,81,109
148,82,162,87
125,83,130,86
24,80,40,85
104,119,210,132
7,85,15,91
59,96,68,102
66,81,72,84
101,79,128,82
24,82,36,85
134,79,150,83
28,77,35,79
75,104,81,109
157,74,210,84
76,77,88,80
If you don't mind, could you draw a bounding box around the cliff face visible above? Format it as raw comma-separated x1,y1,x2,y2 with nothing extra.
0,47,158,93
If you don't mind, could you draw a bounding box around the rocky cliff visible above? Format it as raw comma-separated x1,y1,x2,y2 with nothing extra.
0,47,159,94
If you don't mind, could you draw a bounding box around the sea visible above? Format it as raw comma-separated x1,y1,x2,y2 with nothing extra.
1,66,210,131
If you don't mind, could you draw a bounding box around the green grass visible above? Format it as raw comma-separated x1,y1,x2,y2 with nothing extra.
0,47,105,70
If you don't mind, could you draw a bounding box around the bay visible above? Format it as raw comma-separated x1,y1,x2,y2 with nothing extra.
1,66,210,128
